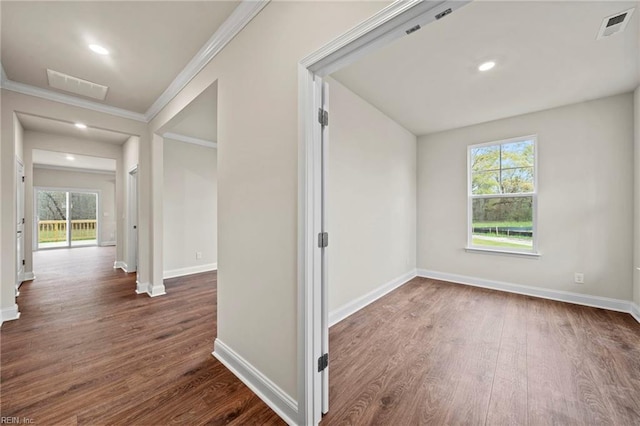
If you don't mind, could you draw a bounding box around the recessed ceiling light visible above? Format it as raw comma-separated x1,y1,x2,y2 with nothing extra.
66,155,75,161
88,44,109,55
74,123,87,129
478,61,496,72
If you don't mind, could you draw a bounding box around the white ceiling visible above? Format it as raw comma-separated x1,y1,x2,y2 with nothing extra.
1,1,239,113
166,82,218,142
32,149,116,172
17,113,131,145
332,1,640,136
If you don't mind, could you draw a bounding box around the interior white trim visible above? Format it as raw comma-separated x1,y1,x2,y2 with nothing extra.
0,1,269,123
298,1,471,423
144,0,270,120
162,132,218,149
135,280,148,295
1,75,147,122
213,339,298,426
0,304,21,326
300,0,469,75
99,241,116,247
631,303,640,324
147,281,166,297
163,263,217,279
417,269,639,318
33,164,116,175
23,272,35,281
114,260,129,272
329,269,416,327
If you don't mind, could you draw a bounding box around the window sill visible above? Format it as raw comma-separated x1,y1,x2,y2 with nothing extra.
465,246,541,258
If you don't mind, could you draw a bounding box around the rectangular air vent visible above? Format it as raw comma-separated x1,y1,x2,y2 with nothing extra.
597,8,635,40
46,69,108,101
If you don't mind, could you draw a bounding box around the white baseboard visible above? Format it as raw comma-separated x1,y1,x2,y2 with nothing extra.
163,263,217,279
329,269,417,327
631,303,640,324
417,269,640,323
148,281,166,297
135,281,166,297
23,271,35,281
100,241,116,247
114,261,128,272
135,281,148,295
1,304,21,326
213,339,298,425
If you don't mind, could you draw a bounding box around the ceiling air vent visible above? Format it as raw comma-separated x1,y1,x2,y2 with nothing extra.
46,69,108,101
597,8,635,40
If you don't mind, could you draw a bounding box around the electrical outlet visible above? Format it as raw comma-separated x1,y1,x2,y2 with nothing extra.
196,251,202,260
574,272,584,284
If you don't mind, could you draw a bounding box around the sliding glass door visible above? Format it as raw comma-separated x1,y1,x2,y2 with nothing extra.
36,189,98,249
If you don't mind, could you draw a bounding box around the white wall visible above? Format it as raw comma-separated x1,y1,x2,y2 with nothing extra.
32,168,116,245
634,87,640,306
418,93,634,301
149,0,389,402
327,78,416,313
163,139,217,276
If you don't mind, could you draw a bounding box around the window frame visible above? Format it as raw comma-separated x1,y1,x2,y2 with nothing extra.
466,135,539,256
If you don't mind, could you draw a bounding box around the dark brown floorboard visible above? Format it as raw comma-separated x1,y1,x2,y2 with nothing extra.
322,277,640,426
0,246,284,426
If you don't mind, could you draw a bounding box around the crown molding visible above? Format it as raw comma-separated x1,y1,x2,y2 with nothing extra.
1,75,147,122
0,0,269,124
163,132,217,149
33,164,116,175
144,0,269,121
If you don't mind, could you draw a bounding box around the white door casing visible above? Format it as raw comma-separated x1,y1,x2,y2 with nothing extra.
16,159,25,292
298,1,471,424
128,167,139,275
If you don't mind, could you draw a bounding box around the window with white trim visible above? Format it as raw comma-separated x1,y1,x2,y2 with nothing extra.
468,136,537,254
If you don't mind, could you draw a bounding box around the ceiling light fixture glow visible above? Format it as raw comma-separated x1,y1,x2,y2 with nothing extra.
478,61,496,72
66,155,75,161
89,44,109,55
74,123,87,129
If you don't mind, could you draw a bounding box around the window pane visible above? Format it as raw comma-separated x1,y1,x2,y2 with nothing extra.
70,193,97,246
470,145,499,172
472,197,533,250
501,167,534,193
501,140,534,168
472,171,500,195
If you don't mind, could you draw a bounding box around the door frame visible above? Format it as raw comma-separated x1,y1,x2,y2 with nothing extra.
297,0,470,423
128,165,139,275
33,186,102,250
16,158,25,294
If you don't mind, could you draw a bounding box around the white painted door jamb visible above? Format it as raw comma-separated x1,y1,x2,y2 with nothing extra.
297,1,471,424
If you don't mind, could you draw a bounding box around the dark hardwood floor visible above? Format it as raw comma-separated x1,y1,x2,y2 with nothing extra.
0,246,283,425
322,277,640,425
4,248,640,425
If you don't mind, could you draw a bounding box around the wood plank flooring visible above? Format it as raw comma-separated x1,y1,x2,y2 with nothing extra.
0,247,283,425
322,277,640,425
4,249,640,425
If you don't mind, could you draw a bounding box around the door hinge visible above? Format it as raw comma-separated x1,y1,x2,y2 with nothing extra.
22,176,25,182
22,260,25,266
318,232,328,248
318,108,328,127
22,218,25,224
318,353,328,372
435,8,452,20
